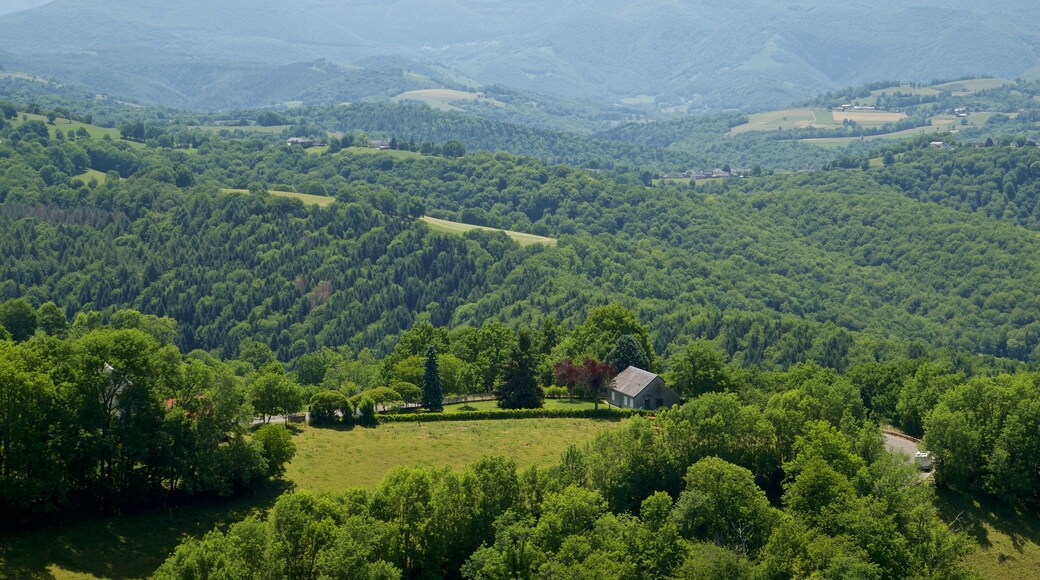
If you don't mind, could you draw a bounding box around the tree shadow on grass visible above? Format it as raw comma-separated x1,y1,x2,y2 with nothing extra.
935,486,1040,556
0,479,291,579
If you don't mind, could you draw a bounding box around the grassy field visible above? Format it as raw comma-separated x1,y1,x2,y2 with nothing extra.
799,119,958,147
730,108,903,134
12,113,124,141
391,89,503,111
340,146,423,160
851,84,941,105
72,169,109,184
932,78,1012,95
421,216,557,246
937,488,1040,579
832,110,907,124
0,415,619,578
196,124,289,134
219,188,337,207
0,481,290,579
730,108,818,133
286,417,621,492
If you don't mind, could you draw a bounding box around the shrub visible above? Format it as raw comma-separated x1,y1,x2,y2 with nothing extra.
357,396,377,427
310,390,348,426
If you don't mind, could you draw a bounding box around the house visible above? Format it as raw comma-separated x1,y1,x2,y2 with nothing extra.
370,139,391,150
608,366,681,411
286,137,315,147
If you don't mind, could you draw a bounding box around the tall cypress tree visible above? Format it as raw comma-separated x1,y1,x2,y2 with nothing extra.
497,330,543,409
422,345,443,412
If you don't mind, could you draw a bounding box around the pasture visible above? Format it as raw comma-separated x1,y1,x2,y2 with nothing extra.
729,108,818,133
219,188,337,207
73,169,109,184
12,112,124,141
421,216,557,246
287,417,620,491
0,416,619,578
392,89,503,111
932,78,1013,95
832,110,907,124
196,124,289,134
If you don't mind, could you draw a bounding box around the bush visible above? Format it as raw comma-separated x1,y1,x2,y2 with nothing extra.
252,424,296,477
310,390,348,425
543,386,569,399
357,396,377,427
378,407,643,424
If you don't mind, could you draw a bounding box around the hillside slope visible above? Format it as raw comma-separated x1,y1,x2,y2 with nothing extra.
0,0,1037,110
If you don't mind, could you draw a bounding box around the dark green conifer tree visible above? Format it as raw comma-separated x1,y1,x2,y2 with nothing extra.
422,345,443,412
497,330,543,409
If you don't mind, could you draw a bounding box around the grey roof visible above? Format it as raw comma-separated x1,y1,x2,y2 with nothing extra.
610,366,660,397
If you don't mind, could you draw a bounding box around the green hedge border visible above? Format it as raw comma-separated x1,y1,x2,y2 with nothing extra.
378,407,646,423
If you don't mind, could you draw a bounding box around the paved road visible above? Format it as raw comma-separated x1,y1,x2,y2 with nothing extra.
884,431,920,458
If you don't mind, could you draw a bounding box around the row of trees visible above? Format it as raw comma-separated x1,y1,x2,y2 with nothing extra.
0,310,295,525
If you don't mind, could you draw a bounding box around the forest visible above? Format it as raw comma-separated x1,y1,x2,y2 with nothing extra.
3,87,1040,577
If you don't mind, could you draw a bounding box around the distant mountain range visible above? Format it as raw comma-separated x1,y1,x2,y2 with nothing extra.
0,0,1037,111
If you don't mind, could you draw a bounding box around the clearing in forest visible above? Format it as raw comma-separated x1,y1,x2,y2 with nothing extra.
392,89,503,111
219,188,336,207
421,215,557,246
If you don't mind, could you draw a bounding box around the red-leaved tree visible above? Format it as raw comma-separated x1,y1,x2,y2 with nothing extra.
553,358,615,410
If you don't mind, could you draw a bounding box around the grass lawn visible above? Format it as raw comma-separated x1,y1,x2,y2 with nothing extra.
936,488,1040,579
219,188,336,208
421,216,557,247
287,417,621,492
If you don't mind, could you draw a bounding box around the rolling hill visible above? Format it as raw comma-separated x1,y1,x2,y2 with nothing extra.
0,0,1037,111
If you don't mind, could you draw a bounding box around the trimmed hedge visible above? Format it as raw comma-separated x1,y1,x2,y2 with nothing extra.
378,407,645,423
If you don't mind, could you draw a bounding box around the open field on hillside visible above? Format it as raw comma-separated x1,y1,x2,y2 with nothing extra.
197,124,289,134
73,168,108,184
12,112,124,141
341,146,423,159
832,110,907,124
730,108,818,133
287,417,620,492
0,416,619,578
851,85,940,105
800,120,958,147
731,108,905,133
219,188,337,207
421,215,557,246
932,78,1013,95
937,489,1040,580
0,481,290,579
0,71,52,84
392,89,503,111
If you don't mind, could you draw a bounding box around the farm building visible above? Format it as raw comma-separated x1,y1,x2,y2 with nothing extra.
608,366,680,411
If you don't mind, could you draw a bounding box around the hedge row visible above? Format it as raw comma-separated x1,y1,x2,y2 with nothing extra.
377,407,645,423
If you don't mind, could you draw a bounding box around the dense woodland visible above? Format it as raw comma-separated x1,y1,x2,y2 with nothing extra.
4,86,1040,577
